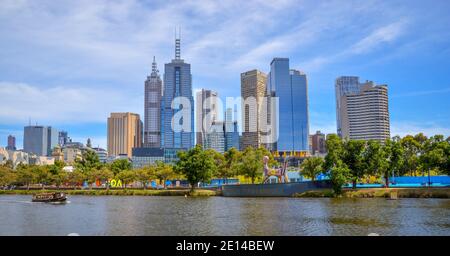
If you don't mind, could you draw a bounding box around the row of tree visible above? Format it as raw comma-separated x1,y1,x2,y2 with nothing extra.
1,133,449,193
300,134,450,194
0,145,275,191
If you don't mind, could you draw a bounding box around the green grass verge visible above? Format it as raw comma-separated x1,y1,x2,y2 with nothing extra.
0,189,217,197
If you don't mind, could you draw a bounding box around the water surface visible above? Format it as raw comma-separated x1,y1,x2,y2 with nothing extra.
0,195,448,235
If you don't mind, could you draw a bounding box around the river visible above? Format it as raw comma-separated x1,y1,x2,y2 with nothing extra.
0,195,449,235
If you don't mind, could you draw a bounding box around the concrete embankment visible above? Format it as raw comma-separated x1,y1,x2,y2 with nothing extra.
222,180,332,197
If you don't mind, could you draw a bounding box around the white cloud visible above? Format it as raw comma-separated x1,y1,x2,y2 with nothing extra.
0,0,447,136
391,87,450,98
349,20,407,55
391,121,450,138
0,82,142,125
297,20,409,73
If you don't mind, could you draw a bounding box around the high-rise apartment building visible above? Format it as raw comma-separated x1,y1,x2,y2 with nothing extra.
196,89,218,146
23,126,58,156
6,135,16,151
161,35,194,149
144,57,162,148
335,76,390,142
240,69,267,150
268,58,309,153
107,112,143,157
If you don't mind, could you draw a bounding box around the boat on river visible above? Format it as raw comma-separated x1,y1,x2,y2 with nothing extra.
32,192,67,203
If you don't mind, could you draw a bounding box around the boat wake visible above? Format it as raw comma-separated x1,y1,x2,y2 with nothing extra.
48,200,70,205
0,199,34,204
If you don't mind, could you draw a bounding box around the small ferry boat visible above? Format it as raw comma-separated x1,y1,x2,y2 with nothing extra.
32,192,67,203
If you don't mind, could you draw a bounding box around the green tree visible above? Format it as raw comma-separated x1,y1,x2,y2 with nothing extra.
135,166,156,189
33,165,52,189
385,137,404,185
48,160,67,188
419,135,446,181
110,158,132,175
324,134,344,171
2,159,14,169
442,139,450,175
155,161,176,188
363,140,390,186
235,147,265,184
205,149,225,178
218,147,241,184
76,150,102,173
400,135,421,176
52,171,68,188
175,145,217,191
300,157,324,181
342,140,366,189
75,150,103,188
90,167,114,189
0,166,16,188
116,170,136,188
16,165,36,190
67,169,86,188
329,163,351,195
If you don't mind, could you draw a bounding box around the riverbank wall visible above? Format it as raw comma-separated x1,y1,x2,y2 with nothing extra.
222,180,332,197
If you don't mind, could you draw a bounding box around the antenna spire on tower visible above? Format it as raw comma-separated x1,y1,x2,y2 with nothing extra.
175,27,181,60
151,56,158,74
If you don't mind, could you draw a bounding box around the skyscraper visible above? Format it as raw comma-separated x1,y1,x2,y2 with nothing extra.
335,76,390,142
47,127,59,156
196,89,218,147
58,131,69,146
203,121,226,153
6,135,16,151
224,107,240,151
144,56,162,148
240,69,267,150
161,34,194,149
268,58,309,153
335,76,360,138
311,130,326,155
107,112,143,157
23,125,58,156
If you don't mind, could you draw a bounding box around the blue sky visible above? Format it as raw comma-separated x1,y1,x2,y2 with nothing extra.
1,0,450,149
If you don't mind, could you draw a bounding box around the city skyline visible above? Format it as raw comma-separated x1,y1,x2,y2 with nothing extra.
1,0,450,149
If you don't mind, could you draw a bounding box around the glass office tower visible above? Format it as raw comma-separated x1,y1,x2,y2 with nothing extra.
161,36,194,149
268,58,309,153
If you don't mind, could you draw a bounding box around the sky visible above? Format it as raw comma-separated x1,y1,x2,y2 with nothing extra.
1,0,450,149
